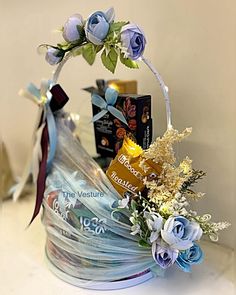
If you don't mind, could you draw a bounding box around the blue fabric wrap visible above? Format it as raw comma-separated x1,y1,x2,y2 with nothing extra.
42,116,163,286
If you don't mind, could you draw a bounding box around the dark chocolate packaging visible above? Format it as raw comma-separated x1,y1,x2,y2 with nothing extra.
92,94,152,157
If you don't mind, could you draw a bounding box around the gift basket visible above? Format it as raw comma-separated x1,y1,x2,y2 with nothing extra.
14,7,230,290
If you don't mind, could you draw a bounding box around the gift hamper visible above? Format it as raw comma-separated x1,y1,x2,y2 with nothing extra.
14,7,230,290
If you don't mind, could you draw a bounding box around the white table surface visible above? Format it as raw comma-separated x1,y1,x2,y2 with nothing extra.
1,195,235,295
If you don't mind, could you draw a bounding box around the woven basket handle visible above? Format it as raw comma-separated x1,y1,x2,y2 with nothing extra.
52,46,173,130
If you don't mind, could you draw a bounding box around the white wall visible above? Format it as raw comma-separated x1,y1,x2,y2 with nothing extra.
0,0,235,248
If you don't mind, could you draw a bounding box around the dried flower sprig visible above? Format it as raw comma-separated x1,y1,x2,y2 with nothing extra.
181,169,206,192
114,127,230,272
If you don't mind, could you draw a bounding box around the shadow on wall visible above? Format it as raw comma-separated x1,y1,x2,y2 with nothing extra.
176,139,235,249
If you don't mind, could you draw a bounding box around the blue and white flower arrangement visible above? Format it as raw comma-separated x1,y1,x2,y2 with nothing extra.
116,128,230,273
41,7,146,73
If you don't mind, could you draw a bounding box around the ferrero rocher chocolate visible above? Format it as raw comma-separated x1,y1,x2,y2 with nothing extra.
106,136,161,197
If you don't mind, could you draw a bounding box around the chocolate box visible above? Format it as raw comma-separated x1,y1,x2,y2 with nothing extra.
92,94,152,157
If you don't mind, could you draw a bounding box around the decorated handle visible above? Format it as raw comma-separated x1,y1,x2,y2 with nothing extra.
52,46,173,130
52,49,75,84
141,56,172,130
15,7,174,211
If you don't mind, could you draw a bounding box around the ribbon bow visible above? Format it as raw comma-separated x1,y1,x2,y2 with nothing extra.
92,88,128,125
20,79,52,106
14,80,69,225
20,80,57,177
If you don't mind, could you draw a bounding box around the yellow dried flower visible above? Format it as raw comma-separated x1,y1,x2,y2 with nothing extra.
180,157,192,175
143,128,192,165
143,128,193,207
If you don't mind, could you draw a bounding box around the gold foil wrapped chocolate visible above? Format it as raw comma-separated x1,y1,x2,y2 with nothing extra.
107,80,137,94
106,136,161,197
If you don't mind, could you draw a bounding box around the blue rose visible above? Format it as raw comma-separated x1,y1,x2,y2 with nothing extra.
45,48,64,65
152,241,179,269
120,24,146,60
63,14,84,43
161,216,202,250
176,243,204,272
85,8,115,45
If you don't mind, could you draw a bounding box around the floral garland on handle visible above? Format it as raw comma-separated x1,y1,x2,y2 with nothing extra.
43,8,143,70
42,7,172,129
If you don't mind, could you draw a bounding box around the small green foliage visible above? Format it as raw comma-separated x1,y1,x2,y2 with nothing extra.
82,43,96,65
95,45,103,53
120,53,139,69
101,47,118,73
57,42,73,51
138,239,151,248
76,25,85,38
72,46,83,57
106,21,128,40
193,214,230,242
130,199,137,211
181,170,206,192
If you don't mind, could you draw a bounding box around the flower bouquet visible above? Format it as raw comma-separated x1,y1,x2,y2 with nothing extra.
15,7,230,290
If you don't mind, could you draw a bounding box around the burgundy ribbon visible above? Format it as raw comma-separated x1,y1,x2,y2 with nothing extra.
29,84,69,225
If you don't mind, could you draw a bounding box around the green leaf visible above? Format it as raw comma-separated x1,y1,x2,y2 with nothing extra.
82,43,96,65
57,42,73,51
110,21,128,33
138,239,151,248
73,44,101,58
120,53,139,69
76,25,84,35
131,200,137,211
95,45,104,53
106,21,129,42
101,47,118,73
76,25,85,42
72,46,83,57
